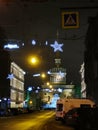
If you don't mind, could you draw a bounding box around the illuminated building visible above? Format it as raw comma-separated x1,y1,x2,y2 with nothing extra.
41,37,75,109
0,49,25,109
10,62,25,108
79,62,86,98
49,59,66,85
42,58,75,109
84,14,98,104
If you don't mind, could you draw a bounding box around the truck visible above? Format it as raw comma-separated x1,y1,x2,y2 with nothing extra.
55,98,95,121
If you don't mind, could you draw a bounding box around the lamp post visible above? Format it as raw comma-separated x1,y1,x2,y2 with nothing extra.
27,86,32,108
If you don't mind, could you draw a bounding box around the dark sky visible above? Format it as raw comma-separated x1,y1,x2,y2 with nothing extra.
1,0,97,86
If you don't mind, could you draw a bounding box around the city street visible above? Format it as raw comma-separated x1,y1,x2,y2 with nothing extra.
0,110,74,130
0,2,98,130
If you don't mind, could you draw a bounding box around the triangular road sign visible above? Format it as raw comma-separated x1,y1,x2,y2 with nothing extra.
65,14,76,25
62,12,79,28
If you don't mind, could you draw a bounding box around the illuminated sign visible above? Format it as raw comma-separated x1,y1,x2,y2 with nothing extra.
62,12,79,29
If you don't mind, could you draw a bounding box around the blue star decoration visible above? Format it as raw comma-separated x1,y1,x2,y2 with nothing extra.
7,74,14,79
50,41,63,52
59,71,65,78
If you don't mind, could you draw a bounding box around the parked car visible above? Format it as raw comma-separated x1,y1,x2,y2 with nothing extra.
75,107,98,130
64,106,98,130
64,108,79,126
0,108,12,116
0,109,6,116
9,108,19,115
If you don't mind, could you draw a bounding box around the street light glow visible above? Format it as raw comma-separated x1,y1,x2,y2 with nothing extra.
28,87,32,91
31,57,37,64
28,55,40,66
47,82,50,86
41,73,46,78
49,85,52,89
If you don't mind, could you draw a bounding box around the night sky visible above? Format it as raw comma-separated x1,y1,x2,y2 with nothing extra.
1,0,96,86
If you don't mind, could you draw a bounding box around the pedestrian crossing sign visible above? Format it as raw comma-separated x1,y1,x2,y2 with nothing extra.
62,12,79,29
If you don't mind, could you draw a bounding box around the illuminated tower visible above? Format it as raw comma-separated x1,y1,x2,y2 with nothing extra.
49,31,75,96
49,30,66,86
49,58,66,86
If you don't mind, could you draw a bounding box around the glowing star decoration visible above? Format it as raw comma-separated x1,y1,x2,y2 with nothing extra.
7,74,14,79
27,87,32,91
4,44,19,49
47,71,51,75
50,41,63,52
37,86,40,89
45,41,48,45
59,71,65,78
57,88,62,93
33,73,40,77
22,43,24,46
32,40,36,45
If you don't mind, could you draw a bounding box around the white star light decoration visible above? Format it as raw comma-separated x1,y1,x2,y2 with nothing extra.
59,71,65,78
7,74,14,79
50,41,63,52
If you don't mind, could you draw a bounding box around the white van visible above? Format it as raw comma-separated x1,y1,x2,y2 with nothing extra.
55,98,95,121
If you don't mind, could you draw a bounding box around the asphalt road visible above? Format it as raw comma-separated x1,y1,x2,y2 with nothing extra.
0,110,74,130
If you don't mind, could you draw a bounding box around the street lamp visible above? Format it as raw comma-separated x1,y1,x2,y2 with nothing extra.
49,85,53,89
31,57,37,64
26,87,33,108
27,55,40,67
46,82,50,86
41,73,46,78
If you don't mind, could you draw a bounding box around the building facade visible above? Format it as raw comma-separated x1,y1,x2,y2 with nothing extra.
84,14,98,104
10,62,25,108
79,62,86,98
0,49,25,109
42,58,75,109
